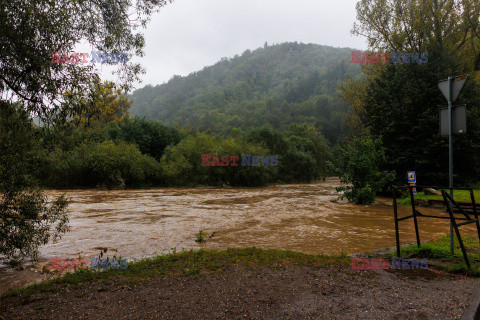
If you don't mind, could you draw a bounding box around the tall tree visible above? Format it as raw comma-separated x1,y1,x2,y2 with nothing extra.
65,78,132,127
338,0,480,187
342,47,480,185
0,0,172,262
353,0,480,72
0,0,172,118
0,102,69,262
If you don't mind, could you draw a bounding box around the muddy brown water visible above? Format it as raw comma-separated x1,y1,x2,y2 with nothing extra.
1,178,477,295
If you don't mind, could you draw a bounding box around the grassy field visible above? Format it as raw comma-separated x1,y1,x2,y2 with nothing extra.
396,189,480,206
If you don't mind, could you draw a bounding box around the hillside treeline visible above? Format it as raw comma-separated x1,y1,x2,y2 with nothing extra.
130,42,361,144
9,79,332,189
31,119,331,188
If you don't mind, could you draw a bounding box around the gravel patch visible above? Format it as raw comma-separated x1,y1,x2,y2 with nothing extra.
0,264,475,319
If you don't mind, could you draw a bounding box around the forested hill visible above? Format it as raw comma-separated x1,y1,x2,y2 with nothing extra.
129,42,362,144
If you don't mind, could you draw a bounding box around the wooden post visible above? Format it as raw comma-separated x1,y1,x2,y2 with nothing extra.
443,190,471,269
469,189,480,242
410,186,421,247
393,187,401,258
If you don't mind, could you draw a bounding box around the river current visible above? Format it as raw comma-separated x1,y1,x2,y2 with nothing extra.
1,178,476,295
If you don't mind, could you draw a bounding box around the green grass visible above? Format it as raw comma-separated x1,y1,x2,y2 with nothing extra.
397,189,480,206
386,234,480,275
5,238,480,301
0,247,350,300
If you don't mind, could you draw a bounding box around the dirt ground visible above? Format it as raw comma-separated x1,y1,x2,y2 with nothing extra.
0,264,477,320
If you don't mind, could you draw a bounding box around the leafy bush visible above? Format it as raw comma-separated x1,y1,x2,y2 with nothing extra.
278,136,317,183
247,124,331,183
286,124,332,179
0,191,69,263
337,133,395,204
160,133,274,187
108,117,182,160
0,102,69,263
220,136,274,187
160,133,220,186
43,140,162,189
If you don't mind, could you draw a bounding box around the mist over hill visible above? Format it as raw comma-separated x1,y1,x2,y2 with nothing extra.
129,42,362,144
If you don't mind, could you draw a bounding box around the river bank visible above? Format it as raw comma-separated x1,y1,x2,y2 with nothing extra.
2,178,479,297
0,247,477,319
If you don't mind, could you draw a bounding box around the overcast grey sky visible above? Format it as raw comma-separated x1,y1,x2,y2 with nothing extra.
110,0,368,89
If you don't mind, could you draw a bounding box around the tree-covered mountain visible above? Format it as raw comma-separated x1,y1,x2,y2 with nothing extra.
129,42,362,144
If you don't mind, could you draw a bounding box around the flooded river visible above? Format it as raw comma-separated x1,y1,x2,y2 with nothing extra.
1,178,477,294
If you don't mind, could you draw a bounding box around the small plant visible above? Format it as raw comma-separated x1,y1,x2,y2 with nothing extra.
91,248,128,270
195,230,206,243
195,230,216,243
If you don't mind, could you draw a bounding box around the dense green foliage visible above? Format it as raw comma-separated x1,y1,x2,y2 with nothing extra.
41,140,163,189
33,118,331,188
325,0,480,204
161,133,273,187
357,47,480,186
336,133,395,204
12,43,344,190
335,0,480,194
107,117,182,161
36,118,174,189
129,42,362,144
0,0,171,113
159,124,330,187
0,102,69,262
0,0,173,263
353,0,480,72
247,124,331,182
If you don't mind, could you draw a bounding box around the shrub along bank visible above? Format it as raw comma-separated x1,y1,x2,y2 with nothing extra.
33,117,332,189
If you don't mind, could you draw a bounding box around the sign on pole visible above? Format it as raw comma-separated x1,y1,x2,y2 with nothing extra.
438,74,468,255
407,171,417,195
440,105,467,136
407,171,416,184
438,75,467,103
